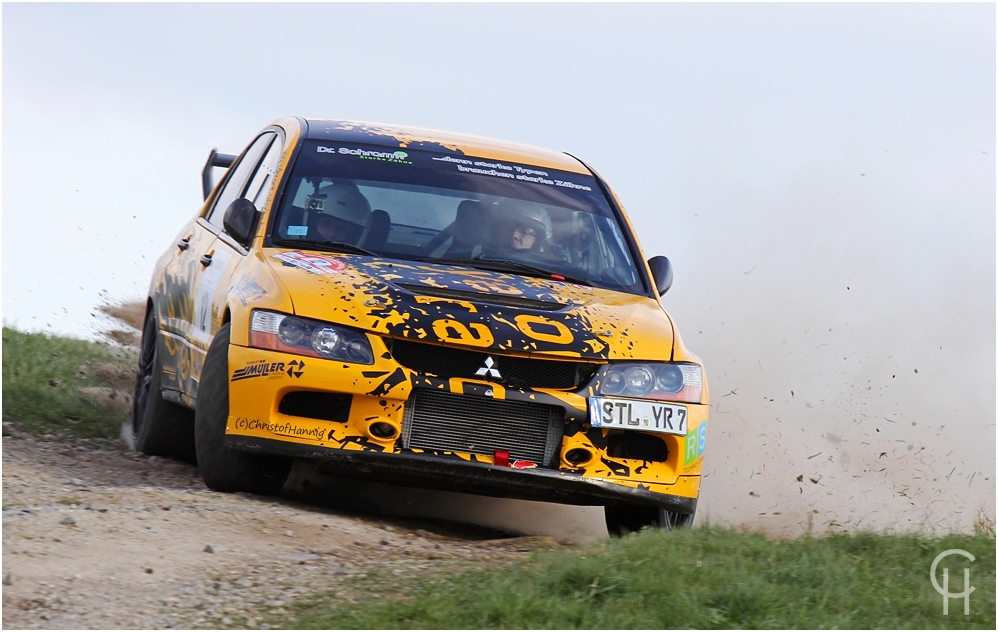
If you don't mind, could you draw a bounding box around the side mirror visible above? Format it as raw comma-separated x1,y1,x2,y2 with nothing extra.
223,198,259,246
648,256,673,296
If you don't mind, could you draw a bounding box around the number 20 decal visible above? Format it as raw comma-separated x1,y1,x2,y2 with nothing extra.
426,313,576,347
513,314,574,344
431,319,495,347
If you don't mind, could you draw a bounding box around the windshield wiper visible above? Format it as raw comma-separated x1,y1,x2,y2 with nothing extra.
420,256,593,287
273,238,377,257
474,257,594,286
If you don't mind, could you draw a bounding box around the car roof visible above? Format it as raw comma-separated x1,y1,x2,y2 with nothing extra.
302,118,590,175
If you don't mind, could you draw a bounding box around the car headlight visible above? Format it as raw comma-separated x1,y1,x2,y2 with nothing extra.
596,362,702,403
249,310,374,364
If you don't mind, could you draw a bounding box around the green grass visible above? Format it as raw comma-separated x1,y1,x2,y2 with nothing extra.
2,327,136,438
287,528,995,629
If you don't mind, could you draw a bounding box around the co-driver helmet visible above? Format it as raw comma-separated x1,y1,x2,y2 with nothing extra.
313,183,372,229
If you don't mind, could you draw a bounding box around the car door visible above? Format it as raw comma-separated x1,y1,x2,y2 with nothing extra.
187,131,283,398
156,217,220,397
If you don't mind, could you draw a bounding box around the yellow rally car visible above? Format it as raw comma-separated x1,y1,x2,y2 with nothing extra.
132,117,709,534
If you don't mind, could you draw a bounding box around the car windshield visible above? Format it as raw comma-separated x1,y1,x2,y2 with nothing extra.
270,140,645,294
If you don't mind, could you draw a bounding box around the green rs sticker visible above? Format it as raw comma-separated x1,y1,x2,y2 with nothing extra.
684,422,707,465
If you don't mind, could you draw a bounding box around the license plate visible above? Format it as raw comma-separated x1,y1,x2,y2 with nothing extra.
589,397,688,435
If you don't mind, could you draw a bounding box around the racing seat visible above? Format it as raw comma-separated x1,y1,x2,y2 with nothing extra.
358,209,391,250
444,200,488,257
422,200,484,257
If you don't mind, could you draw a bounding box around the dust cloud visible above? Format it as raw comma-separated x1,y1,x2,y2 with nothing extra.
649,151,996,536
686,287,995,537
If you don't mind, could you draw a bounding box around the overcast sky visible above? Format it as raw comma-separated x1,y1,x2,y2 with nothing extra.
3,3,994,532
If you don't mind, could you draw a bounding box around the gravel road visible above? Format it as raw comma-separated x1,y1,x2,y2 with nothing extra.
1,432,553,629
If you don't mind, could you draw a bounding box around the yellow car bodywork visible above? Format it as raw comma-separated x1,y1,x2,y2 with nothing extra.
147,117,708,515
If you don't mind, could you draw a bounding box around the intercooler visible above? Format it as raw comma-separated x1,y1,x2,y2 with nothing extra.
402,389,565,467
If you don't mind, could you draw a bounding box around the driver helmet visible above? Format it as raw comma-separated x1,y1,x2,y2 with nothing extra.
496,199,553,244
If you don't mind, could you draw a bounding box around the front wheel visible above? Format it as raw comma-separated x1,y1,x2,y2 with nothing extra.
604,505,694,537
194,323,291,495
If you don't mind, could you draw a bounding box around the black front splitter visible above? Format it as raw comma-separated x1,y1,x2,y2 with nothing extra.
226,435,697,514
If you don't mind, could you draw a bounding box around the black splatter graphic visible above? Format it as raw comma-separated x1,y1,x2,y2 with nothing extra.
600,457,630,477
368,367,407,397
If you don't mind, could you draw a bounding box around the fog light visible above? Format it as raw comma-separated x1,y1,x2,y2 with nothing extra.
368,422,397,439
564,447,594,466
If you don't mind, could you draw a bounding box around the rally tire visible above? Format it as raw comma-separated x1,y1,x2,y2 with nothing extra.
604,505,694,537
131,311,197,462
194,323,291,495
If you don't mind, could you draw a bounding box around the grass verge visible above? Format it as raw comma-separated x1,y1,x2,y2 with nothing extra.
287,528,995,629
2,327,136,439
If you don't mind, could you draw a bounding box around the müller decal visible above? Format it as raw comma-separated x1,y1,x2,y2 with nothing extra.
232,359,306,381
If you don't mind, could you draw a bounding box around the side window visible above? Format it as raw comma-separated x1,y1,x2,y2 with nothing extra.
206,132,275,228
245,137,283,210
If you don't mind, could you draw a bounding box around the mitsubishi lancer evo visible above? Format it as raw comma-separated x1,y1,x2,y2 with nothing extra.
132,117,709,534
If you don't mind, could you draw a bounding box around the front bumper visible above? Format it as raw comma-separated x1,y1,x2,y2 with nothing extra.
228,434,698,513
224,342,707,511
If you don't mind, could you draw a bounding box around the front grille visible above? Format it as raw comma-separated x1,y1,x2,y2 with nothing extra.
403,390,564,466
389,339,597,390
606,432,669,462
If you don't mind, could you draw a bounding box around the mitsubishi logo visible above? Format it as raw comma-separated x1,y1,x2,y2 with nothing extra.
475,356,502,379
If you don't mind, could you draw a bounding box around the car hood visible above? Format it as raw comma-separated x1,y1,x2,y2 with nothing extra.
264,248,674,361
